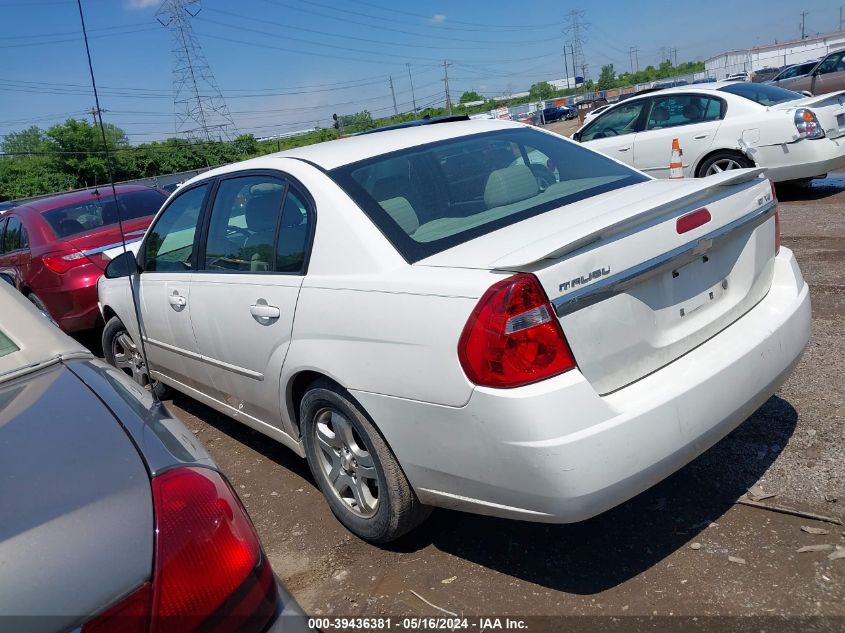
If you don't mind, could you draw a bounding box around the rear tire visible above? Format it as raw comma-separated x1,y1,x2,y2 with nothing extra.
697,151,754,177
301,379,430,543
102,316,169,399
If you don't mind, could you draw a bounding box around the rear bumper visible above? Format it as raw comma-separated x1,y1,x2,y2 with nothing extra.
36,270,102,333
753,136,845,181
266,578,310,632
352,248,810,522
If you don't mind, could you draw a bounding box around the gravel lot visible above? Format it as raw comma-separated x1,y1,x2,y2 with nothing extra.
142,165,844,626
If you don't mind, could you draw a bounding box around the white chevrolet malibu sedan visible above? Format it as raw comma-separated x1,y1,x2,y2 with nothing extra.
574,81,845,182
98,119,810,542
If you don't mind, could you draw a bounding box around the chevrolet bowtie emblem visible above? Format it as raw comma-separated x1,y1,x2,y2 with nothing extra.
693,238,713,256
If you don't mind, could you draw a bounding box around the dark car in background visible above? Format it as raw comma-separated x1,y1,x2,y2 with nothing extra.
0,184,166,333
541,105,576,123
0,283,307,632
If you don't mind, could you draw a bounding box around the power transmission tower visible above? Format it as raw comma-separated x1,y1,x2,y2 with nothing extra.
406,63,418,115
669,47,678,66
442,59,452,115
389,75,398,115
628,46,640,73
156,0,236,141
800,10,809,38
564,10,589,88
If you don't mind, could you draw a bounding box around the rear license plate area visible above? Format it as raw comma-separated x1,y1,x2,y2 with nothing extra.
671,256,728,319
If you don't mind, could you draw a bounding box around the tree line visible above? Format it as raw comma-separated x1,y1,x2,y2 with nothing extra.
0,59,704,201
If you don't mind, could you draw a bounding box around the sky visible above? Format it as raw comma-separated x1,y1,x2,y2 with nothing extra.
0,0,841,144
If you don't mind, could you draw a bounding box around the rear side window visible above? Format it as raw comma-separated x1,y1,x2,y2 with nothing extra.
41,189,166,238
201,175,310,274
0,329,18,359
145,184,207,272
645,94,724,130
2,216,22,252
329,128,647,263
0,218,6,254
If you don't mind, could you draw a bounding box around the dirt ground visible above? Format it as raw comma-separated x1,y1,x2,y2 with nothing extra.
152,169,844,628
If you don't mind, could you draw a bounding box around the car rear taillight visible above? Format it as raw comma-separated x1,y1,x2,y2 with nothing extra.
458,273,576,388
82,467,277,633
41,248,92,274
770,179,781,255
793,108,824,139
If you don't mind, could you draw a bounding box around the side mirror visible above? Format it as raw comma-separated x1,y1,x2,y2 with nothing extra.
0,272,14,286
104,250,139,279
571,131,582,142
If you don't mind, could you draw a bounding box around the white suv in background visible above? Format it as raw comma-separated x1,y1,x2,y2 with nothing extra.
99,119,810,542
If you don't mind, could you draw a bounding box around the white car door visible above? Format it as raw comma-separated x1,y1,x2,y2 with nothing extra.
578,99,648,168
137,182,208,389
188,172,312,430
632,93,724,178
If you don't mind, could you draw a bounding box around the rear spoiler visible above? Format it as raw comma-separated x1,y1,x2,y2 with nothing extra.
490,168,767,269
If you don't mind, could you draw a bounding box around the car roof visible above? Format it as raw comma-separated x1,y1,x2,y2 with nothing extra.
15,184,160,214
188,119,526,177
0,284,90,383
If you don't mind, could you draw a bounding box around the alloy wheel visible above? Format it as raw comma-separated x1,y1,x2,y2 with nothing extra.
706,158,744,175
313,407,379,518
111,331,150,388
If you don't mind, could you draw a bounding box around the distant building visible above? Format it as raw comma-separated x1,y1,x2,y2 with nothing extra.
256,127,317,142
548,77,582,90
705,30,845,79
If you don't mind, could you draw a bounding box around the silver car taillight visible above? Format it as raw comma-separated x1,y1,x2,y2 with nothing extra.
794,109,824,139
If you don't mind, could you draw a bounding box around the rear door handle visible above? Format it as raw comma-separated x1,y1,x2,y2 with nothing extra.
168,294,186,308
250,303,280,319
618,146,631,152
694,134,709,140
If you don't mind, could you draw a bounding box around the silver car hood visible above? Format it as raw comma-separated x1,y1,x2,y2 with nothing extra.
0,364,153,631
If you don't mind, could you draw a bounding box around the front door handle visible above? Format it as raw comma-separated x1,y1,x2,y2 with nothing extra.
694,134,709,140
618,146,631,152
250,303,280,319
168,294,186,308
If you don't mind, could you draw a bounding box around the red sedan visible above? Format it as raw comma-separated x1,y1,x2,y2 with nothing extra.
0,185,167,333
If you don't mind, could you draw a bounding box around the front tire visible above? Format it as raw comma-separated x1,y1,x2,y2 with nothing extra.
697,151,754,177
301,380,430,543
102,316,169,399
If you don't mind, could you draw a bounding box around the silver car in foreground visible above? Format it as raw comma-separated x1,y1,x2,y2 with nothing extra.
0,282,306,632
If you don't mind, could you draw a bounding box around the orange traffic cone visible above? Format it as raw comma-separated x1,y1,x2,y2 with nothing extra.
669,138,684,179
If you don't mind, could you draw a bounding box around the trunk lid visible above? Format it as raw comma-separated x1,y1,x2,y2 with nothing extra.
418,169,778,394
0,364,153,627
63,217,151,270
772,90,845,139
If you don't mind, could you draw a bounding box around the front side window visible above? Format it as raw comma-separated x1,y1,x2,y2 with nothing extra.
330,128,647,263
144,184,207,272
0,218,7,254
817,53,845,74
41,189,166,239
580,101,646,141
645,94,723,130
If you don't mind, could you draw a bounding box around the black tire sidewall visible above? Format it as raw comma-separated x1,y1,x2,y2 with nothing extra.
102,316,168,399
301,386,396,542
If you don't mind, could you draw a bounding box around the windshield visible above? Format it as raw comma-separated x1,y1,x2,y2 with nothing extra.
0,329,18,359
718,82,803,106
329,128,648,262
42,189,166,238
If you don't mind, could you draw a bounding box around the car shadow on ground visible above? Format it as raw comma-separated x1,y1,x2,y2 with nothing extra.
168,392,316,483
777,176,845,202
390,395,798,595
167,390,796,595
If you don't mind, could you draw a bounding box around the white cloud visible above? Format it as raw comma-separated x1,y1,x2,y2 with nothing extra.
431,14,446,24
125,0,160,10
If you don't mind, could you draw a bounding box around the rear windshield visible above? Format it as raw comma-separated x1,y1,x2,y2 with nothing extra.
42,189,166,238
0,329,18,359
329,128,647,262
718,82,803,106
